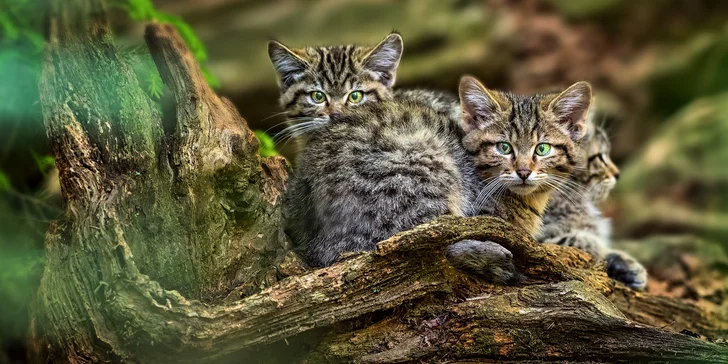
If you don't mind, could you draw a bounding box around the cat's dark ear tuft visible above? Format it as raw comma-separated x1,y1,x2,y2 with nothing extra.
363,33,403,87
458,75,506,133
545,81,592,141
268,40,308,89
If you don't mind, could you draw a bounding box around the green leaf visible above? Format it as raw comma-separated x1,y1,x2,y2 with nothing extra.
110,1,217,88
0,171,10,191
30,151,55,175
0,12,19,40
155,14,208,63
254,130,279,157
146,71,164,99
123,0,157,21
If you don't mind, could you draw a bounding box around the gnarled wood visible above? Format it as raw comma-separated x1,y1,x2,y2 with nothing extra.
306,281,728,363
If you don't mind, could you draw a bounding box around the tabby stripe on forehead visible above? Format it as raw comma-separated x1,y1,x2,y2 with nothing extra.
514,104,527,134
346,46,355,73
508,106,517,124
328,51,338,79
529,110,541,136
315,48,326,74
325,52,336,85
341,49,350,82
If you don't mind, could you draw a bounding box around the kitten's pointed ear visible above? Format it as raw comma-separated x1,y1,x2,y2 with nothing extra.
268,40,308,89
363,33,403,87
458,75,506,132
544,81,593,140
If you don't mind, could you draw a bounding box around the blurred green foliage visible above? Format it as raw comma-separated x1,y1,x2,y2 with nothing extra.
0,206,44,350
0,0,43,126
109,0,219,88
0,0,222,357
117,43,166,101
649,25,728,118
614,92,728,263
30,151,55,176
254,130,280,158
0,171,10,192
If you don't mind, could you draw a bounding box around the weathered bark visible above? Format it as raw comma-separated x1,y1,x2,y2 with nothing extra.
30,0,728,363
305,281,728,363
608,285,728,339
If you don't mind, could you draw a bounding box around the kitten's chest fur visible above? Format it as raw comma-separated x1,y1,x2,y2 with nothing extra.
478,190,552,236
539,192,610,242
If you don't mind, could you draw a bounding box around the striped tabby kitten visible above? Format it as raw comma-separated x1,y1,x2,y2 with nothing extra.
539,125,647,289
268,33,463,145
446,77,593,274
284,99,482,267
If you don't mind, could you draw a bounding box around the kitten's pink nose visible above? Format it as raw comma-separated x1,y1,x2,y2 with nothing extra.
516,169,532,181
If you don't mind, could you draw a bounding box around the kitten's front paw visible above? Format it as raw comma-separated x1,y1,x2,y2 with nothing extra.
446,240,522,285
606,251,647,290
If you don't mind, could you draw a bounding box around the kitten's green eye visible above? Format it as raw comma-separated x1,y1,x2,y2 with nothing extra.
348,91,363,103
496,142,512,155
535,143,552,156
310,91,326,104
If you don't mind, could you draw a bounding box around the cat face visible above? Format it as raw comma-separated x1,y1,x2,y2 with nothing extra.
458,76,592,197
268,33,403,121
578,126,620,202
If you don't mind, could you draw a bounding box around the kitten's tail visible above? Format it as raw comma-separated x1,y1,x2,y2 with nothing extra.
446,239,523,285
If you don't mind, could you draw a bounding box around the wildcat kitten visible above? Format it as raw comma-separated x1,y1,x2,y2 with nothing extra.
284,99,481,267
445,77,593,275
268,33,463,144
539,124,648,290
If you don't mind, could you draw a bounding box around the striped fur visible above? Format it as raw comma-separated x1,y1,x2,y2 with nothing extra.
539,124,647,290
284,99,481,268
577,126,620,202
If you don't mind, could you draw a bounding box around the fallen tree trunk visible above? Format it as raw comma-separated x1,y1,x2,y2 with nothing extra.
305,281,728,363
30,1,728,363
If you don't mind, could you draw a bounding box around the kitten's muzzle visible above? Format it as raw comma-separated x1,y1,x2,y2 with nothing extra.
516,169,532,181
